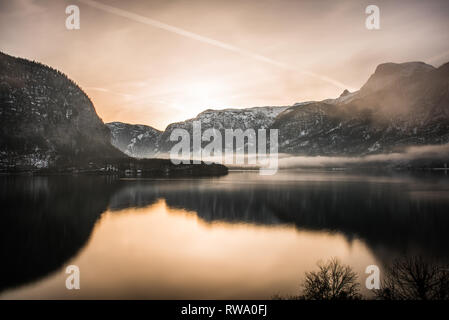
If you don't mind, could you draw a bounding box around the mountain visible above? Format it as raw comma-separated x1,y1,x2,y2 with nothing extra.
18,54,446,163
158,106,287,152
106,122,161,158
0,52,227,176
110,60,449,160
106,106,287,158
272,61,449,155
0,51,125,171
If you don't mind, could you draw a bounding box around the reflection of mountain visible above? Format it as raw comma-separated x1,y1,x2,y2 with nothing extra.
111,176,449,260
0,176,118,292
2,173,449,293
109,182,283,225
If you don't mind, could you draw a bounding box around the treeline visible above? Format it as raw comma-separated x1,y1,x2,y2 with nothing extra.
0,51,94,104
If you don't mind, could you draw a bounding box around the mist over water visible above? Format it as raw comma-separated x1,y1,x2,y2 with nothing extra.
1,171,449,299
277,143,449,168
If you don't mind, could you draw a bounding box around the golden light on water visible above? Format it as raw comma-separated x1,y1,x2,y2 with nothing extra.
1,199,377,299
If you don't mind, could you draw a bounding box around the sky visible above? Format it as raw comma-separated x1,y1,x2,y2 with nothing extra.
1,0,449,130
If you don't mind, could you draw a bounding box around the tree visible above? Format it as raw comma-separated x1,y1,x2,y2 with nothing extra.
299,258,361,300
375,256,449,300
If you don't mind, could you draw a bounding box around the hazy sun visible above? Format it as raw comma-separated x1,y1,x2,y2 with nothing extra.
185,82,221,104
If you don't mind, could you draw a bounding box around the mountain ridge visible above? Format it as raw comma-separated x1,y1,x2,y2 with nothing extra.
273,61,449,155
108,60,449,160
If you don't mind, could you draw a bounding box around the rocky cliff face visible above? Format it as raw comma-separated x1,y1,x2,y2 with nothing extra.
157,106,287,152
106,106,287,157
273,61,449,155
106,122,161,158
0,52,125,171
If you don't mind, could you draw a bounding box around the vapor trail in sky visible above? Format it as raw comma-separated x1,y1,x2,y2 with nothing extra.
78,0,355,91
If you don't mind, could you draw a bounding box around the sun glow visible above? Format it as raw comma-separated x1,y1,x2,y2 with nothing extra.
185,81,225,107
159,80,232,122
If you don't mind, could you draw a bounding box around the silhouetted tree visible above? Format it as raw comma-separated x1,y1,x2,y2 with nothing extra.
299,258,361,300
375,256,449,300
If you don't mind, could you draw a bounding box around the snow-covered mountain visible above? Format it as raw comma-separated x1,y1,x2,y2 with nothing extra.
273,61,449,155
106,107,286,157
158,106,288,152
101,60,449,159
106,122,161,158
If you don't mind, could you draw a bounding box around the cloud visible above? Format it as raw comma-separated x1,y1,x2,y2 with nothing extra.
277,143,449,168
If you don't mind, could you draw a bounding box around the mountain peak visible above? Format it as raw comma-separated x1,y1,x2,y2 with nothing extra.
361,61,435,93
374,61,434,76
339,89,351,97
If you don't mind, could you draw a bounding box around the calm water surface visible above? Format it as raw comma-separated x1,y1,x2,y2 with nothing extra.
1,171,449,299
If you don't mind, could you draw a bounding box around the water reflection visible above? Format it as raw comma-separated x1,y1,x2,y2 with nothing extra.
0,176,118,292
111,172,449,259
1,171,449,298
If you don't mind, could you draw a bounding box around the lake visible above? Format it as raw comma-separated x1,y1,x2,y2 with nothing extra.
1,170,449,299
